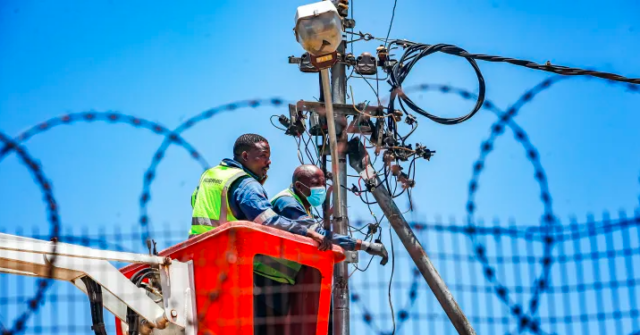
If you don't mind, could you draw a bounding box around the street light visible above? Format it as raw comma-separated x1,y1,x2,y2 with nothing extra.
294,1,343,59
293,0,344,219
294,3,348,334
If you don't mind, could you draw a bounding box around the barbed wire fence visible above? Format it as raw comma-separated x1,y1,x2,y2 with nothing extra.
0,214,638,335
0,72,639,334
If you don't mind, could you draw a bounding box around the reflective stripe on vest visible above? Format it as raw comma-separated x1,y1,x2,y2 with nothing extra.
189,164,302,284
253,254,302,285
189,224,215,236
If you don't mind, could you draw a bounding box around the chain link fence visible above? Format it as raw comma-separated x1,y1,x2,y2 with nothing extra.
1,213,638,335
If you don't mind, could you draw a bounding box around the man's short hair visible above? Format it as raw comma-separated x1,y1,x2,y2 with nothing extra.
233,133,268,157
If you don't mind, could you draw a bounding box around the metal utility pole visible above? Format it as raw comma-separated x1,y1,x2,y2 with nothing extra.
291,2,351,332
316,44,350,335
329,40,350,335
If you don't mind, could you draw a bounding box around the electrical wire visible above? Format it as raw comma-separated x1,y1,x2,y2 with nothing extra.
81,277,108,335
301,134,317,165
384,0,399,48
303,124,321,164
294,136,305,165
269,115,287,131
388,227,397,335
351,29,640,85
393,42,640,84
387,42,486,125
350,0,354,57
126,268,160,335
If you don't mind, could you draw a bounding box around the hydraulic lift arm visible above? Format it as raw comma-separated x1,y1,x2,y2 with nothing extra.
0,233,196,334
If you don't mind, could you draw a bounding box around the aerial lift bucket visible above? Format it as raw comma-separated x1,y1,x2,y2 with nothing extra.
117,221,345,335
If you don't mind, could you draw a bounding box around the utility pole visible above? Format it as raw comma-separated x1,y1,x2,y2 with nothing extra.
290,3,351,333
330,39,350,335
290,2,475,335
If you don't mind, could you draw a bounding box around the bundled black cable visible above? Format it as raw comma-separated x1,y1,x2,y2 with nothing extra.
126,267,160,335
387,42,486,125
433,44,640,84
80,277,108,335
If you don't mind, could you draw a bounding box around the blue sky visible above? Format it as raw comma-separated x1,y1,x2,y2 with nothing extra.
1,0,640,334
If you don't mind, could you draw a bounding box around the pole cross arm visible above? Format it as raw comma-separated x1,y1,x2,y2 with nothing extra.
295,100,383,117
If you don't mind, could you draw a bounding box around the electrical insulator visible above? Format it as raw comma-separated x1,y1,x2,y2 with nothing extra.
400,177,415,189
383,151,395,165
298,53,319,73
345,53,356,66
367,223,378,235
405,113,417,125
376,45,389,63
332,0,349,17
355,52,377,75
390,164,403,176
415,143,436,161
393,109,403,122
278,115,291,129
309,111,326,136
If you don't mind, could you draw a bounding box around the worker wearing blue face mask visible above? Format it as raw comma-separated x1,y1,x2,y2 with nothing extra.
270,164,388,259
254,164,387,333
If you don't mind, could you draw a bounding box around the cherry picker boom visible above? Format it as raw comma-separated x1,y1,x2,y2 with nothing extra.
0,222,346,334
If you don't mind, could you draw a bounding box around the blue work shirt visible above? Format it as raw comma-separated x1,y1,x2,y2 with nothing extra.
222,158,311,236
271,186,357,251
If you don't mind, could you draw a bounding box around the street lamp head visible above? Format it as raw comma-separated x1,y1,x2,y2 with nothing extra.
294,1,343,56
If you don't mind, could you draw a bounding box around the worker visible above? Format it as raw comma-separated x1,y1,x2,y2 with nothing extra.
188,133,343,334
253,164,389,332
189,133,330,245
270,164,388,261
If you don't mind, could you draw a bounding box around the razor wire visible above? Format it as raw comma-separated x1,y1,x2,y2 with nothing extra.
0,132,60,335
464,75,640,334
341,75,640,334
0,111,208,335
355,82,557,334
2,215,639,334
137,98,286,247
0,111,209,167
346,213,640,335
1,74,639,334
350,267,421,334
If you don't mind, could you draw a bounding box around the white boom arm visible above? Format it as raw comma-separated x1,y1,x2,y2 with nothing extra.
0,233,197,334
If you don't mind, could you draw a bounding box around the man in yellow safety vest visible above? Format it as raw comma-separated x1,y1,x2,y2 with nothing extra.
189,133,336,334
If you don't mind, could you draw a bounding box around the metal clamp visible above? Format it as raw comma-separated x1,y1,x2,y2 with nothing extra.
344,251,359,264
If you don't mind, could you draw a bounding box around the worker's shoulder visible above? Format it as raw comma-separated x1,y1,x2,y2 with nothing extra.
229,174,264,195
271,188,293,200
272,193,303,210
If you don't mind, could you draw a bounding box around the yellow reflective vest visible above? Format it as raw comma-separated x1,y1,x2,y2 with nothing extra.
189,164,302,284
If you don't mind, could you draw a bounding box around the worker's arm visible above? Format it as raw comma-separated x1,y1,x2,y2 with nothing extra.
231,178,329,248
272,196,360,251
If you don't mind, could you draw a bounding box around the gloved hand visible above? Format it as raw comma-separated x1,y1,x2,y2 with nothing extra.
307,223,332,251
360,241,389,265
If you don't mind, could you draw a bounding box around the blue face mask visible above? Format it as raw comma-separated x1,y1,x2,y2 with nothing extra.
306,186,327,207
